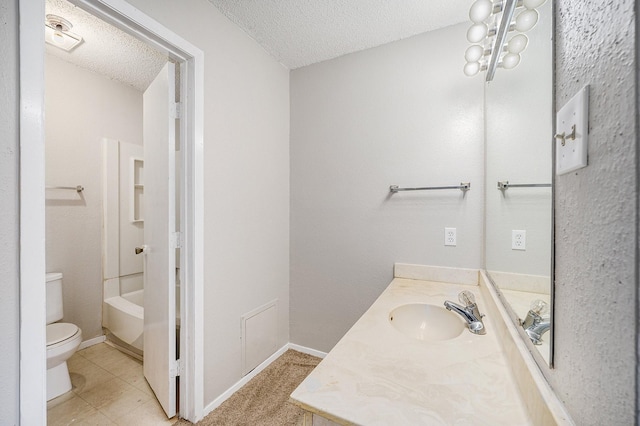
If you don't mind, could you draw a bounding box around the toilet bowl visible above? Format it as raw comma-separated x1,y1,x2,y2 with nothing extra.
46,323,82,400
46,272,83,401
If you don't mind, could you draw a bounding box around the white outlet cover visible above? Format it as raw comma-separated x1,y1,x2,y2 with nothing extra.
556,85,589,175
512,230,526,251
444,227,456,246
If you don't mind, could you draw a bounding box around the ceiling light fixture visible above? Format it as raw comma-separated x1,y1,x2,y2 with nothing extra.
45,15,83,52
463,0,546,81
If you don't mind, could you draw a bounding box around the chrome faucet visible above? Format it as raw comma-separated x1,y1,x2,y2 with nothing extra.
444,290,486,335
521,300,550,345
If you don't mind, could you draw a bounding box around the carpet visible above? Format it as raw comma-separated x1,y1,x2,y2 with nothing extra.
174,350,321,425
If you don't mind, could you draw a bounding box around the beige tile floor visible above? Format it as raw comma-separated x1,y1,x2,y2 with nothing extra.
47,343,177,426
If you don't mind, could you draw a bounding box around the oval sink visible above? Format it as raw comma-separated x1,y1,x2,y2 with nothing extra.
389,303,465,342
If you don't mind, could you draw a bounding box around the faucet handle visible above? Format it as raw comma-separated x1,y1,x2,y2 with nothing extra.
458,290,476,306
530,299,549,316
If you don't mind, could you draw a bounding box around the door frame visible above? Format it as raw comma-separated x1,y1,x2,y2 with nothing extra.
18,0,205,422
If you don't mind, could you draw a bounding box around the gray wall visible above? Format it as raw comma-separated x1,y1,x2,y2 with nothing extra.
549,1,637,424
290,24,484,352
0,0,20,423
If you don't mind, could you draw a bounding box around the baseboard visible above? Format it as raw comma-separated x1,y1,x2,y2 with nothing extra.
202,342,326,418
287,343,327,359
202,344,289,417
78,335,106,350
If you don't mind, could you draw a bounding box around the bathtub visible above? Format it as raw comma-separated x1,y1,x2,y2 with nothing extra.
104,289,144,351
103,284,181,353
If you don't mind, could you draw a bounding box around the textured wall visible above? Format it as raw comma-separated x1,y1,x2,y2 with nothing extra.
549,1,637,424
290,23,484,352
0,0,20,422
127,0,291,406
45,54,143,340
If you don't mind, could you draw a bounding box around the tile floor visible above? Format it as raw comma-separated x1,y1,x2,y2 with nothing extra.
47,343,177,425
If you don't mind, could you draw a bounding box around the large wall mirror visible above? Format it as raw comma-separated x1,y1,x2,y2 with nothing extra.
484,0,554,365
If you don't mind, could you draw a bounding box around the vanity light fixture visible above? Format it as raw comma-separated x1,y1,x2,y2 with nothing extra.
463,0,546,81
45,15,83,52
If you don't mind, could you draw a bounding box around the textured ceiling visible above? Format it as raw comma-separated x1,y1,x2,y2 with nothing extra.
45,0,470,87
208,0,470,69
45,0,167,91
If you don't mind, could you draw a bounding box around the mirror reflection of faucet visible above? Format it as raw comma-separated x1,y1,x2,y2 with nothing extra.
444,290,487,335
521,299,550,345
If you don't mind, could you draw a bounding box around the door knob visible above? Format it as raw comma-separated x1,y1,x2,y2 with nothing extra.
135,245,147,255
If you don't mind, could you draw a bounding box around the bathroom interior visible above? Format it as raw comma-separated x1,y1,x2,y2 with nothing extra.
4,0,637,424
44,0,186,418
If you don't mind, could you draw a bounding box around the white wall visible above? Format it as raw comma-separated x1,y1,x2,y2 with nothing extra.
549,1,638,424
45,53,143,340
290,23,485,352
126,0,291,405
485,0,553,278
0,0,20,422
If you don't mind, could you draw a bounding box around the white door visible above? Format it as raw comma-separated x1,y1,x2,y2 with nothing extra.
142,62,177,418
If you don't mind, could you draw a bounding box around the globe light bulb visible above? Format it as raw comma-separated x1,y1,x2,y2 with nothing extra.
464,61,481,77
523,0,546,9
465,45,485,62
466,23,488,43
469,0,493,23
515,9,539,32
507,34,528,54
501,53,521,69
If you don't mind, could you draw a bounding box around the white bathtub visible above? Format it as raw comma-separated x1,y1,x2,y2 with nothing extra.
103,284,181,353
104,289,144,351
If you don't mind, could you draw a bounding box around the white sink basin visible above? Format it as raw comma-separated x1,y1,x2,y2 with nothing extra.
389,303,465,341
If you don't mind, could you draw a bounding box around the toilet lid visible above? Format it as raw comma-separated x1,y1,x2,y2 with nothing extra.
46,323,79,346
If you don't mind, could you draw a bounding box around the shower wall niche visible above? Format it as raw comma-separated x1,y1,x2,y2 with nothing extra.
131,158,144,223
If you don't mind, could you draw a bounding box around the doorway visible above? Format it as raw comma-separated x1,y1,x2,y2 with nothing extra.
19,0,204,423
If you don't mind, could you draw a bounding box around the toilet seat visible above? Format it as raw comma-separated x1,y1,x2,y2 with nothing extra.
47,323,80,348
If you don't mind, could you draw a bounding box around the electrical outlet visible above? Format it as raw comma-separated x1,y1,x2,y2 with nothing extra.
512,230,526,250
445,228,456,246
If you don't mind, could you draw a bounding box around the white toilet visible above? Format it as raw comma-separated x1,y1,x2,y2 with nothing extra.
46,272,83,401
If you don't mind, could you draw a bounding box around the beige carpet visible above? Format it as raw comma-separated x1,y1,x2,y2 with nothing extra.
174,350,321,426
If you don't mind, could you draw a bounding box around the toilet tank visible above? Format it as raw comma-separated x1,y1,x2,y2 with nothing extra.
46,272,64,324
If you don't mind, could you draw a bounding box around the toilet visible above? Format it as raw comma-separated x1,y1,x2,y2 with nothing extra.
46,272,82,401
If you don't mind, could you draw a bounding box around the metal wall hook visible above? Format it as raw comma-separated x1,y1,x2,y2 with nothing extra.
555,124,576,146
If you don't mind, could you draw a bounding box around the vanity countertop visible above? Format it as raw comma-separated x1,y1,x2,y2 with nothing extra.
290,278,532,425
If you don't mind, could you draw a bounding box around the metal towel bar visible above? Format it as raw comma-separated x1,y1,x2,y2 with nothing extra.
390,182,470,193
46,185,84,192
497,181,551,190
